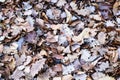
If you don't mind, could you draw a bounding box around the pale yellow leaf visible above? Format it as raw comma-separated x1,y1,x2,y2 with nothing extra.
65,9,72,23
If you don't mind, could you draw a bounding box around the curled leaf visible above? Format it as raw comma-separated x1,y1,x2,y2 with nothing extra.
65,9,72,23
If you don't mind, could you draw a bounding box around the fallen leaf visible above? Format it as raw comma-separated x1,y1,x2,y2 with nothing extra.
62,75,73,80
0,44,3,53
72,28,91,42
97,32,106,44
25,31,37,44
89,14,102,21
10,68,24,80
113,1,120,15
30,59,46,77
53,77,61,80
57,0,66,7
0,0,5,2
36,18,44,27
65,8,72,23
53,64,62,72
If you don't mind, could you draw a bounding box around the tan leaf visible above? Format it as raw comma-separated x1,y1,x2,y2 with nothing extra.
97,32,106,44
75,9,90,16
53,77,62,80
98,75,115,80
50,24,62,30
9,58,16,71
65,9,72,23
10,68,24,80
89,14,102,21
40,49,47,56
0,44,3,53
72,28,91,42
53,64,62,72
30,59,46,77
62,75,73,80
36,18,44,27
113,1,120,15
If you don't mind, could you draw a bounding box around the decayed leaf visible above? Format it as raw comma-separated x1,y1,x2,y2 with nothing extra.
65,8,72,23
30,59,46,77
72,28,91,42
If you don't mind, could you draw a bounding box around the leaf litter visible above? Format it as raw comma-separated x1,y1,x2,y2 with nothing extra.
0,0,120,80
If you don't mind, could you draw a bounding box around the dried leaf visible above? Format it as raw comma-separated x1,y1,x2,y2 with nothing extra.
62,75,73,80
89,14,102,21
53,77,61,80
98,75,115,80
0,44,3,53
36,18,44,27
97,32,106,44
53,64,62,72
30,59,46,77
57,0,66,7
113,1,120,15
50,24,62,30
25,31,37,44
65,8,72,23
75,9,90,16
10,68,24,80
72,28,91,42
0,0,5,2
